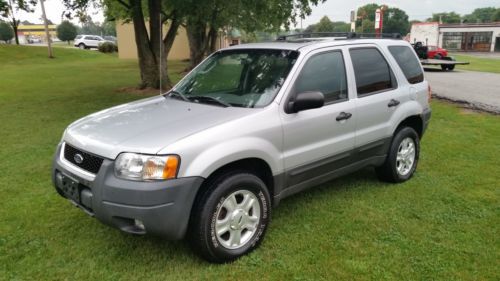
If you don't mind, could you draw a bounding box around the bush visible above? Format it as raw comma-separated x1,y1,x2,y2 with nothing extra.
98,42,118,53
56,21,77,45
0,22,14,43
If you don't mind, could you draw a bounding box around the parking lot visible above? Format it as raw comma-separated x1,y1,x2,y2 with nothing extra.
425,68,500,114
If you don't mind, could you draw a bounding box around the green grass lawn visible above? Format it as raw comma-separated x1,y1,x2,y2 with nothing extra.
450,53,500,73
1,45,499,280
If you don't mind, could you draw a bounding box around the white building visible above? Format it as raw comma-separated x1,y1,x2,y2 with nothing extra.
410,22,500,52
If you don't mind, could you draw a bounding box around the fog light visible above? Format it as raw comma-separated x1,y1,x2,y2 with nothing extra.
134,219,145,230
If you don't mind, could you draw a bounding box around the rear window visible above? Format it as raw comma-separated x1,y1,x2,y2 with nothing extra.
75,35,82,39
388,46,424,84
349,48,396,96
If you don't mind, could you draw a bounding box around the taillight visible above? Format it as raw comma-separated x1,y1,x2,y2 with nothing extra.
428,84,432,103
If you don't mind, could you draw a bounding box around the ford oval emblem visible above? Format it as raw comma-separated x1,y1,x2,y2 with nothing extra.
74,153,84,164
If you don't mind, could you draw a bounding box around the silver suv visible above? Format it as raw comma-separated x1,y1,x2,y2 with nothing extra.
53,34,431,263
74,35,107,49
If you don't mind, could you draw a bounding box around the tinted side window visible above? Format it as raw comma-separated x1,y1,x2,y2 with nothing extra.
295,51,348,103
350,48,395,96
388,46,424,84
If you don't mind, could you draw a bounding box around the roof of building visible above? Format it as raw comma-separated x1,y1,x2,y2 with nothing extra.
439,22,500,28
411,22,500,28
18,24,57,30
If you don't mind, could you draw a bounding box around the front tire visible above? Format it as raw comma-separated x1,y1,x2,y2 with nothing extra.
189,172,271,263
376,127,420,183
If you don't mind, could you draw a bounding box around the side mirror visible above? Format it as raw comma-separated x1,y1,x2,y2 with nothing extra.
287,91,325,113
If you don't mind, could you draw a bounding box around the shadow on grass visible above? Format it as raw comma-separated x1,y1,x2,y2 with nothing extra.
77,167,388,266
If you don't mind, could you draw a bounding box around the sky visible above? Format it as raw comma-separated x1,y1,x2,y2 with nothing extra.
15,0,500,27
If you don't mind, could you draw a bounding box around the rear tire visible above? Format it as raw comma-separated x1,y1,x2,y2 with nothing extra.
78,43,86,50
376,127,420,183
189,172,271,263
441,64,455,71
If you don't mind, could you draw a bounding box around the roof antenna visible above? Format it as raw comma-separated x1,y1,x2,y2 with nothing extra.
159,14,163,95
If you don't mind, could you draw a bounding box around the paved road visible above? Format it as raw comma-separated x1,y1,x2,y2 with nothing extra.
424,69,500,114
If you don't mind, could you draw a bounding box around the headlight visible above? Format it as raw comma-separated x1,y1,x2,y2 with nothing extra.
114,153,179,181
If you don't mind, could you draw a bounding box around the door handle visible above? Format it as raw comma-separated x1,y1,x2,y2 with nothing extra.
336,112,352,121
388,99,400,107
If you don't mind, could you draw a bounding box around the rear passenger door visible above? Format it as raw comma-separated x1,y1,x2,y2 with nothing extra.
348,46,403,156
86,36,99,47
281,48,356,188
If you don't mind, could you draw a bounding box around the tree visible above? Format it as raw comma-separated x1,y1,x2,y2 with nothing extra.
428,12,461,24
304,16,350,33
356,19,375,33
101,20,116,36
492,9,500,22
63,0,323,88
463,7,497,23
314,16,334,32
57,20,77,44
0,0,37,45
383,7,409,35
355,3,379,26
183,0,324,68
80,15,101,35
64,0,184,90
0,20,14,42
354,4,410,35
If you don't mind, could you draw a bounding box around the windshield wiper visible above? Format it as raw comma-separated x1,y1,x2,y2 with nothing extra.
188,96,232,107
164,90,189,102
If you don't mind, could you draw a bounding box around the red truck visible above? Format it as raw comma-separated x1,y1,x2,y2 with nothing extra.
412,42,469,71
426,46,448,59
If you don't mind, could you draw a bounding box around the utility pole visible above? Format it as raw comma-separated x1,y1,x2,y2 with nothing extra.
39,0,53,58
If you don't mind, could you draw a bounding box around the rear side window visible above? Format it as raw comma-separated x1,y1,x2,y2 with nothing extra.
388,46,424,84
294,51,348,103
75,35,82,39
350,48,396,96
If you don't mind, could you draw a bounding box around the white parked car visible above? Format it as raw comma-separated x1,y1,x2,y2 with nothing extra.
74,35,108,49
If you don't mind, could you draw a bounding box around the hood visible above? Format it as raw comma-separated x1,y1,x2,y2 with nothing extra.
63,96,254,159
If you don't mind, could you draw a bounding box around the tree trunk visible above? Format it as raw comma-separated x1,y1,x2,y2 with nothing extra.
163,17,180,59
130,0,160,89
11,18,19,45
186,22,210,69
208,27,218,54
147,0,169,89
128,0,177,89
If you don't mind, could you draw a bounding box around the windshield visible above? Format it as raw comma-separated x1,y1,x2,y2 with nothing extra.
173,49,299,108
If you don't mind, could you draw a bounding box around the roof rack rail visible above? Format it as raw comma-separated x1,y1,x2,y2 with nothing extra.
276,32,402,41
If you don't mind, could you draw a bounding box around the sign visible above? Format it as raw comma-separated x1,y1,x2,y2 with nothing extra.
375,9,381,29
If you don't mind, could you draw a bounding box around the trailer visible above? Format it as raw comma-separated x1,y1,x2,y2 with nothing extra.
420,57,470,71
412,42,470,71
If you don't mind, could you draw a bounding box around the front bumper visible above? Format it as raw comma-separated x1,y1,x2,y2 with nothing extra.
52,143,204,239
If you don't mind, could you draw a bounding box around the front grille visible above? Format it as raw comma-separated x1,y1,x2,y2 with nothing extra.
64,143,104,174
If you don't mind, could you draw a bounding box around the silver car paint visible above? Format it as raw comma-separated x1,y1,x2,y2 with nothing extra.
61,39,430,180
63,97,257,160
